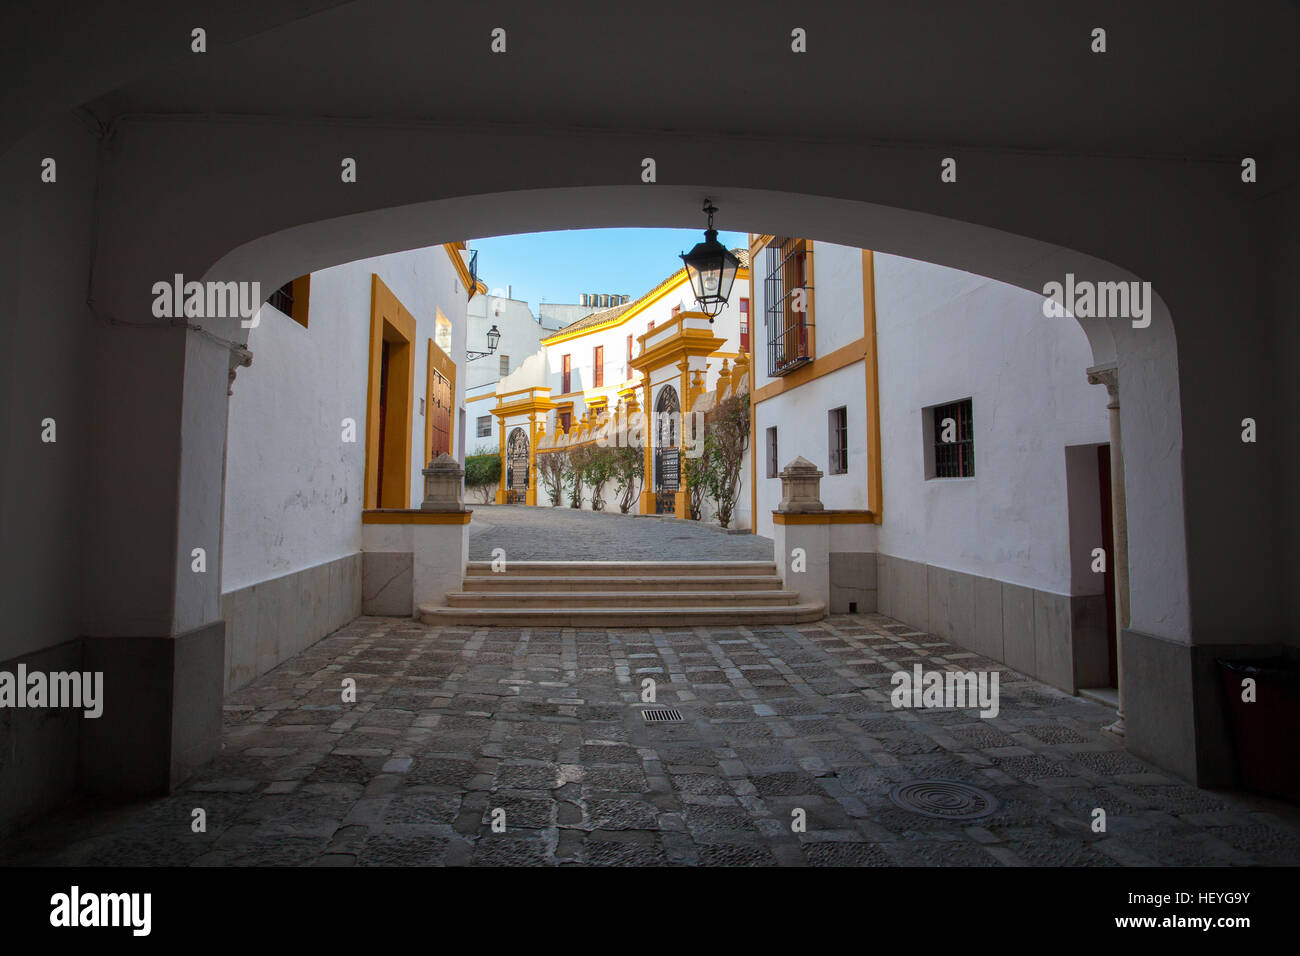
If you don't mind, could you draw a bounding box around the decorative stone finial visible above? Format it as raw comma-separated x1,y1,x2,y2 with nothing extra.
777,456,824,513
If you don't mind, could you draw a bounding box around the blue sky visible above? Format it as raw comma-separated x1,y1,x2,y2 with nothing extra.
467,228,748,310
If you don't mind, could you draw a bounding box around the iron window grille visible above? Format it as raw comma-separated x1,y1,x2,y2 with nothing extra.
268,281,294,315
476,416,491,438
933,398,975,478
829,406,848,474
499,354,510,377
765,238,813,377
766,426,779,478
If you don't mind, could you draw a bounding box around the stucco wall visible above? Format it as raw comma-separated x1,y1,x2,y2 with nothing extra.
872,251,1110,596
220,246,467,593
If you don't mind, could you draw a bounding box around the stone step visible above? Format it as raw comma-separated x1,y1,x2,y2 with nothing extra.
445,589,800,608
419,603,826,627
460,574,785,592
463,560,777,577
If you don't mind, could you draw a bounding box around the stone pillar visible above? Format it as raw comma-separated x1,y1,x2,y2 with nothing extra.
1087,363,1130,736
495,414,508,504
772,457,830,612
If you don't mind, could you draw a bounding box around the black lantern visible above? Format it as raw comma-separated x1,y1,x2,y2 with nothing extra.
467,324,502,361
680,200,740,321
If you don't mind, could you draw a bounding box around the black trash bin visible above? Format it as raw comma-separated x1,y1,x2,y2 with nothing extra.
1217,657,1300,802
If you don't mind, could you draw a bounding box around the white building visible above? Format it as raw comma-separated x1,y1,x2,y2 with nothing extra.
219,243,477,690
749,235,1113,695
485,253,753,512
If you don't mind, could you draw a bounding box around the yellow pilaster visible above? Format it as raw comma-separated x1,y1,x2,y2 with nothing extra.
526,414,538,506
674,358,690,519
495,415,508,504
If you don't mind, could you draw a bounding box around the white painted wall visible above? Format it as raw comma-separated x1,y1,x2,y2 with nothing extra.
754,361,869,537
871,251,1109,596
221,246,466,593
752,243,1109,597
465,293,548,392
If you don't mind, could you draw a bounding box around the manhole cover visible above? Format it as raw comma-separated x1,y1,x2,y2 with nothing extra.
889,780,999,820
641,708,684,723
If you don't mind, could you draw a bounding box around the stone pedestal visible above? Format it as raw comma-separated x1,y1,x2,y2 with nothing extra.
774,516,831,610
778,457,825,512
362,511,472,615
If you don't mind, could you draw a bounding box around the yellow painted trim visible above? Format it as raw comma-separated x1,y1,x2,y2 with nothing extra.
862,250,883,524
805,240,817,365
748,268,757,534
750,234,775,262
751,337,867,405
540,269,750,347
362,509,473,525
772,510,875,525
496,385,553,401
365,274,417,510
443,243,479,301
289,275,311,328
466,392,498,403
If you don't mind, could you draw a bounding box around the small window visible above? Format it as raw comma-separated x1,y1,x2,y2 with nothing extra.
593,345,604,387
268,275,310,328
499,354,510,377
828,406,848,475
766,426,779,479
740,297,750,353
928,398,975,478
559,411,572,434
476,415,492,438
561,354,571,393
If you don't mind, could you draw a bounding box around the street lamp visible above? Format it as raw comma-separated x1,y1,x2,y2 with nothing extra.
680,199,740,321
467,324,501,361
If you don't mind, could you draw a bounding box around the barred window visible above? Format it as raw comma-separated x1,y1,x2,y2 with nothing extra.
828,406,848,475
766,426,779,478
765,238,813,377
476,415,492,438
499,354,510,376
931,399,974,478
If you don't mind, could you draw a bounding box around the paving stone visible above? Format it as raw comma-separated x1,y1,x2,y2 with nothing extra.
6,583,1297,869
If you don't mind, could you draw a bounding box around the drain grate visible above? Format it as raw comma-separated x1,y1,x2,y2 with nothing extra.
889,780,999,820
641,707,684,723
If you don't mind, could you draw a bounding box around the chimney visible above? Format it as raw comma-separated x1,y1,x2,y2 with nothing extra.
506,284,512,299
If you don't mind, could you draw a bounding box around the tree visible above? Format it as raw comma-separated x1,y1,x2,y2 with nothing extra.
536,449,567,506
464,445,502,503
611,445,643,513
583,445,617,511
681,440,714,521
566,445,589,508
705,393,751,529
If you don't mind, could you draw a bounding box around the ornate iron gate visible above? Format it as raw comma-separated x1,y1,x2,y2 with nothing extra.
653,385,680,514
506,427,529,504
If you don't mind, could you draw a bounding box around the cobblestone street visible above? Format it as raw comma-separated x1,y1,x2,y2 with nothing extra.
466,503,774,561
6,614,1299,867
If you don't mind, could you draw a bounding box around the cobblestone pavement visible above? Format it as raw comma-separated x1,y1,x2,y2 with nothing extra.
7,614,1299,867
465,503,774,561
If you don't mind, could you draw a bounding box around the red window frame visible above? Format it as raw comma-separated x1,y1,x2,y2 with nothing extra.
561,354,571,393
